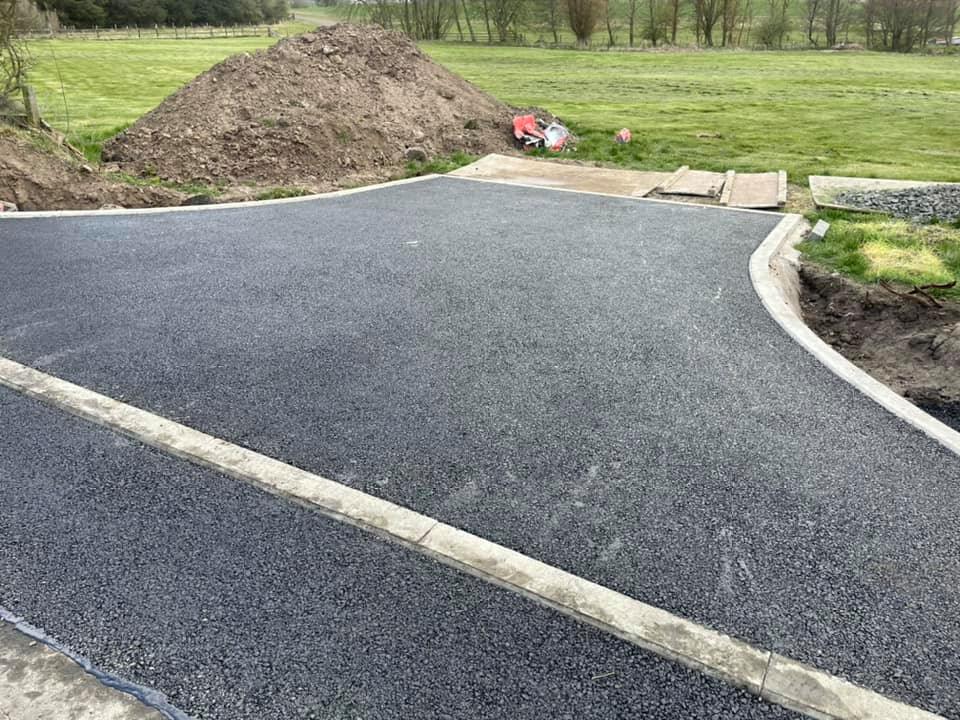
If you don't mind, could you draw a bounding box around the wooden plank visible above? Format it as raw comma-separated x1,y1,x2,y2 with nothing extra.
658,166,689,192
719,170,736,206
725,172,781,209
451,155,671,199
21,86,41,127
660,169,726,198
777,170,788,206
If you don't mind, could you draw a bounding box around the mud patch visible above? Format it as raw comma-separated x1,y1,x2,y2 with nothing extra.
102,24,519,191
0,130,183,211
800,263,960,430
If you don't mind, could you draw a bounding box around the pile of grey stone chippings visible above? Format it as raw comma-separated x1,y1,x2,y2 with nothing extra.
835,184,960,224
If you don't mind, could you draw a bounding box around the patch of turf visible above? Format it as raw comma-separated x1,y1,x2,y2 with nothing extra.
108,171,221,196
402,152,478,178
798,213,960,300
254,186,310,200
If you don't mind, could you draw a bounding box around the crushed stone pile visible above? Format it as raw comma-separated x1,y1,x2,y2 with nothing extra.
102,25,518,190
836,185,960,224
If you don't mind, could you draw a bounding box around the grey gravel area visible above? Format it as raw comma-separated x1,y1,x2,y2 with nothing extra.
0,387,798,720
920,402,960,433
1,177,959,716
835,184,960,223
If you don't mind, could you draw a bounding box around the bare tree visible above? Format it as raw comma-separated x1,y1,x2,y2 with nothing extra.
1,0,27,109
489,0,525,40
567,0,604,45
627,0,639,44
821,0,852,45
642,0,673,43
804,0,822,43
755,0,790,46
692,0,724,44
538,0,564,42
864,0,927,50
460,0,476,40
721,0,746,44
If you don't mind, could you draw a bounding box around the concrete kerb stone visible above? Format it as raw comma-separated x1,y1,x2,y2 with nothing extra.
0,356,948,719
749,214,960,458
0,613,173,720
762,655,942,720
0,174,441,220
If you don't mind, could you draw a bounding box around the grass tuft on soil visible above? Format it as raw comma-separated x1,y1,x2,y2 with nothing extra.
798,211,960,300
402,152,477,178
254,186,310,200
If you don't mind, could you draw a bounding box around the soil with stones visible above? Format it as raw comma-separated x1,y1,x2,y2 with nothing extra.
103,24,519,191
800,263,960,430
835,185,960,224
0,130,183,211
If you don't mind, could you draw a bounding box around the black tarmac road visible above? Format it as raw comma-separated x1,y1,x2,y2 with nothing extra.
0,387,795,719
1,177,958,716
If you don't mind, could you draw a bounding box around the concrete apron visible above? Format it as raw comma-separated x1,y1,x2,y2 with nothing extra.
0,618,168,720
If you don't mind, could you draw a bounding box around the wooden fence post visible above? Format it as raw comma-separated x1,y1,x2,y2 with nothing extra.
22,86,41,127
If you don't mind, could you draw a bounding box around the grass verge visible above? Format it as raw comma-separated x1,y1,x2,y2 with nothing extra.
798,210,960,300
254,186,310,200
402,152,477,178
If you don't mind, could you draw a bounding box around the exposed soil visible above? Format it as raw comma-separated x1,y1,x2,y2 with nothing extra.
800,262,960,427
102,24,519,190
0,130,183,211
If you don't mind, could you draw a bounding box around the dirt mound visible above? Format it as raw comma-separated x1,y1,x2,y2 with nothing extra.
800,263,960,411
103,25,518,190
0,129,182,211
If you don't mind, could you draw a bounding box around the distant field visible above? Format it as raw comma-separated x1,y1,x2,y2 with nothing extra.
27,36,283,155
423,44,960,182
24,32,960,181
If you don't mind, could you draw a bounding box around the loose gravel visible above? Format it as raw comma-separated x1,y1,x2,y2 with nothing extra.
835,184,960,223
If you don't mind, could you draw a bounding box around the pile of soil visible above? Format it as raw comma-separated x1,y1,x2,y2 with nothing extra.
0,130,182,211
800,263,960,427
103,24,518,190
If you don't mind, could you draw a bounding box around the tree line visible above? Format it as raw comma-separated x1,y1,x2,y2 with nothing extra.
365,0,959,50
35,0,290,28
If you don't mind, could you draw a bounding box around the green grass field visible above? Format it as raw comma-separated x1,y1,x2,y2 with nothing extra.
26,35,286,156
25,35,960,182
423,44,960,182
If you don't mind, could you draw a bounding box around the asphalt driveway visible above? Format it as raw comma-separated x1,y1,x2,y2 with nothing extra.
1,176,958,716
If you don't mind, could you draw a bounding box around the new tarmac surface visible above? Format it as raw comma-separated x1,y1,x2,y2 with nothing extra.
0,387,796,720
1,177,959,716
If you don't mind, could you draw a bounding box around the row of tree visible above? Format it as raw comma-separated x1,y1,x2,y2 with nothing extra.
35,0,289,28
366,0,959,50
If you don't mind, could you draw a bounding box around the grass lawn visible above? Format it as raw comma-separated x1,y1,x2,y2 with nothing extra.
25,35,960,181
798,211,960,299
424,44,960,182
